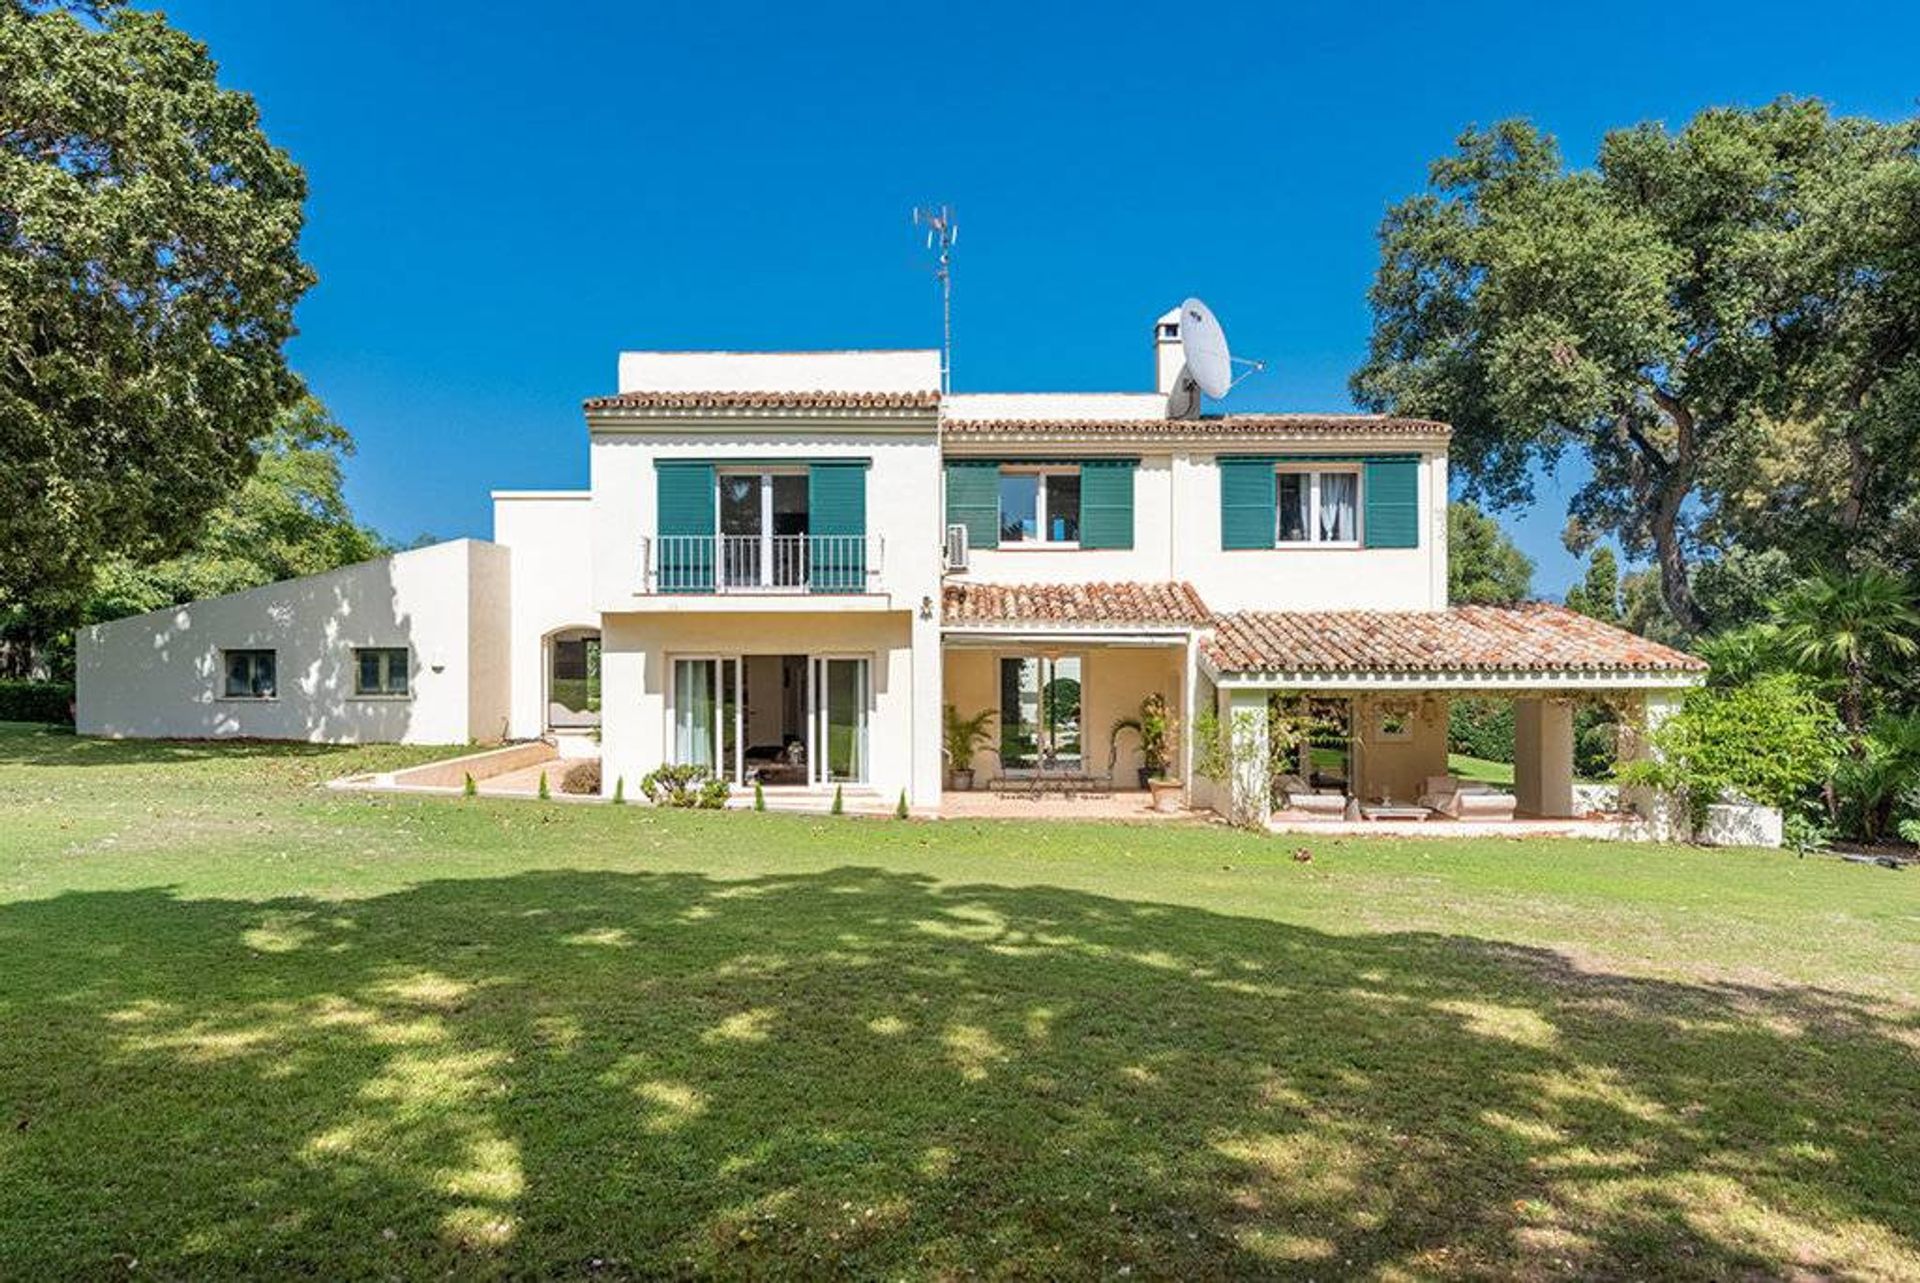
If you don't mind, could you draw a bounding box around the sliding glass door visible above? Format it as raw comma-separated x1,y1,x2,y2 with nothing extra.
671,657,741,781
810,656,869,785
674,654,868,787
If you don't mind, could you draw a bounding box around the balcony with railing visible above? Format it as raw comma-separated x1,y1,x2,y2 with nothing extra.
640,534,884,595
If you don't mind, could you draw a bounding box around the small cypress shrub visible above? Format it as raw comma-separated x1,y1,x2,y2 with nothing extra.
830,784,844,816
753,780,765,811
462,772,476,797
537,770,550,800
895,789,909,819
611,775,625,805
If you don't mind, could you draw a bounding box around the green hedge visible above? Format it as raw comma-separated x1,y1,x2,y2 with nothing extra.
0,681,74,724
1447,698,1514,762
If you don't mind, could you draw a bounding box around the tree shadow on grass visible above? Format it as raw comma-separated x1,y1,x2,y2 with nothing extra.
2,867,1916,1278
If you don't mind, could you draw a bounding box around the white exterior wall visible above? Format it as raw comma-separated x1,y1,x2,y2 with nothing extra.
76,540,510,745
599,609,941,807
589,428,943,613
492,491,595,740
956,448,1449,612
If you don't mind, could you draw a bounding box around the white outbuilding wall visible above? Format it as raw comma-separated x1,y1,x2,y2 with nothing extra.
492,491,595,740
76,540,511,744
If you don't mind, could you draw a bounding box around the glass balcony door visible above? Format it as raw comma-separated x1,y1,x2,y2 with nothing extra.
717,471,809,590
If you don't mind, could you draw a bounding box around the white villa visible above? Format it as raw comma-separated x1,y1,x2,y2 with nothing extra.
76,308,1707,827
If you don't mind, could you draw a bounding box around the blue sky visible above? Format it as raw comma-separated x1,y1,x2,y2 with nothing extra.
152,0,1918,595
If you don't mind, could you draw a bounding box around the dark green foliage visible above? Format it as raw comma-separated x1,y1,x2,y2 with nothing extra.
640,764,729,809
1564,548,1621,623
1355,100,1920,634
1,3,314,606
0,680,71,724
1447,699,1515,763
611,775,625,805
753,781,764,811
462,772,476,798
1447,503,1534,604
536,771,550,801
895,789,909,819
830,784,844,816
1573,706,1619,780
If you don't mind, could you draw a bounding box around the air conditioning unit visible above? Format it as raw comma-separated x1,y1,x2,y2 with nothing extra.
943,523,969,573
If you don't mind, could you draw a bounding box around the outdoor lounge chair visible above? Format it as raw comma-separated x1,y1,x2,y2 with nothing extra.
1416,774,1518,821
1274,773,1348,820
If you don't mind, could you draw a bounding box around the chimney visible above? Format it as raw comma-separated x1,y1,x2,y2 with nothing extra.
1154,306,1184,394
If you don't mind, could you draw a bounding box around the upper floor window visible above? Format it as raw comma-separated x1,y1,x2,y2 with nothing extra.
354,647,410,697
222,648,276,699
998,467,1081,545
719,469,811,588
1276,468,1360,546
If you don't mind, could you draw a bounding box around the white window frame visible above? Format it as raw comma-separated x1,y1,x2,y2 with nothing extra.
220,648,277,700
997,465,1082,548
351,646,411,698
715,467,809,588
1274,466,1362,548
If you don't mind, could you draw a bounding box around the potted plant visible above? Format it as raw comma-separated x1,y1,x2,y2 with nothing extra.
1138,693,1184,811
943,704,996,791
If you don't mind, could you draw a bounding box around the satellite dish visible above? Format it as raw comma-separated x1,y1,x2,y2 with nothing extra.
1179,297,1233,399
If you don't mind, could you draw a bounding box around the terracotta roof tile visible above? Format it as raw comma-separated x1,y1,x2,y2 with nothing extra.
944,581,1212,627
1205,604,1706,675
941,414,1450,441
585,390,940,411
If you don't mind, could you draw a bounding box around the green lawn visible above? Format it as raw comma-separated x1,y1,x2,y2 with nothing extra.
3,722,1918,1278
1448,751,1517,785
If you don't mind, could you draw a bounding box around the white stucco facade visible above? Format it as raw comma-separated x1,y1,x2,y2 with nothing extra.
74,306,1708,830
77,539,510,745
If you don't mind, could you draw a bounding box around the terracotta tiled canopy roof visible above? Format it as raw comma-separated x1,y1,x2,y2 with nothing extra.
584,389,941,411
943,581,1212,628
1205,604,1706,676
941,414,1450,440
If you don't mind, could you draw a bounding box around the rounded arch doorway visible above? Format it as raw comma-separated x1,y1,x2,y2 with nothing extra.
545,627,601,731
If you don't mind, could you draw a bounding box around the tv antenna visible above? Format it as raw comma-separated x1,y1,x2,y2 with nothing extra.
1166,296,1265,417
912,204,957,394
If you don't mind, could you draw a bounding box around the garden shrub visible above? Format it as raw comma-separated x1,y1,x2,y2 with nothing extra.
611,775,625,804
1447,698,1513,762
895,789,909,819
1617,674,1837,828
640,763,730,809
830,785,844,816
753,781,765,811
0,680,73,724
560,759,601,795
462,772,476,797
537,771,550,800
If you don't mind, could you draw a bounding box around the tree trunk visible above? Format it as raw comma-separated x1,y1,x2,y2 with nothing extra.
1642,390,1707,635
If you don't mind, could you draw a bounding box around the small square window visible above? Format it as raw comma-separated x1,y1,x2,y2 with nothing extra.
223,649,276,699
353,647,409,696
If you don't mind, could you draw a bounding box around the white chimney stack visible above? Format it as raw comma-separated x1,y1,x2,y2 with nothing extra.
1154,306,1184,394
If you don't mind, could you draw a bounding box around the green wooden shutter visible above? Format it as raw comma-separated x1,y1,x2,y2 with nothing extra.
655,461,715,592
1078,459,1136,550
1219,458,1276,550
945,461,1000,550
808,461,867,592
1363,457,1419,549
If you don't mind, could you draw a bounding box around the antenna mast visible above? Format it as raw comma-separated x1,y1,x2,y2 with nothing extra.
912,204,957,394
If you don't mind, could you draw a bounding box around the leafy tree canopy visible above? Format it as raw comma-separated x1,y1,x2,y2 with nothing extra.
1446,501,1533,604
85,396,387,623
1354,99,1920,634
1,0,313,607
1563,547,1620,623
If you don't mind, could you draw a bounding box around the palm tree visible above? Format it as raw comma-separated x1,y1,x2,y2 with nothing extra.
1772,567,1920,749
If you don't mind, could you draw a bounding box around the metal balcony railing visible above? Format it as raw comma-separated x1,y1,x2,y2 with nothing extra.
641,534,881,594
